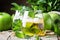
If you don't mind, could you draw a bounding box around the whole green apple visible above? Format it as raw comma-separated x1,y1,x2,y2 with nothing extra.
0,12,12,31
43,13,52,30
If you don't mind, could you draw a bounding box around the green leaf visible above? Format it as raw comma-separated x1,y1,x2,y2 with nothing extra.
27,0,60,12
37,0,46,4
31,6,38,11
11,3,22,10
12,19,22,31
13,26,20,31
28,11,35,18
35,36,39,40
15,31,25,38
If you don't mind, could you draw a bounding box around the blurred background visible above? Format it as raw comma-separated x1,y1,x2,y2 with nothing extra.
0,0,60,15
0,0,30,15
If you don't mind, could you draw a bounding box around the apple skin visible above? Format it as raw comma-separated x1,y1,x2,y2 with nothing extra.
0,12,12,31
43,13,52,30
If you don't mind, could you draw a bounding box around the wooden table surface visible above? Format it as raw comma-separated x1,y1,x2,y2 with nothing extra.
0,30,58,40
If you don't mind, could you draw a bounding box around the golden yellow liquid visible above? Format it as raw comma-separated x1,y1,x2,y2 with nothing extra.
23,22,34,37
23,18,45,36
32,22,45,36
37,18,46,36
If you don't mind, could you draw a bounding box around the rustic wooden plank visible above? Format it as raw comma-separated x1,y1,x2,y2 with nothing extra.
0,31,58,40
0,31,12,40
40,35,58,40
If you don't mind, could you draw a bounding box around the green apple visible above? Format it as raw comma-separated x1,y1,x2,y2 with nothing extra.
48,12,59,21
0,12,12,31
43,13,52,30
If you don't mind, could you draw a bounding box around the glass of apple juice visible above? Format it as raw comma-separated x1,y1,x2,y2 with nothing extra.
23,17,46,37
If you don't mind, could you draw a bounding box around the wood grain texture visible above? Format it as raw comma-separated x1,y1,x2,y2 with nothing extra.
0,30,58,40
